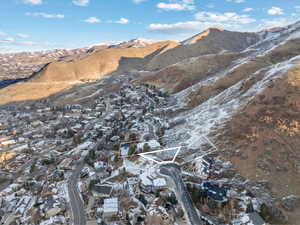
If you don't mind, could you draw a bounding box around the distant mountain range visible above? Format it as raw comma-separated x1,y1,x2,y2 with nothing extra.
0,38,156,81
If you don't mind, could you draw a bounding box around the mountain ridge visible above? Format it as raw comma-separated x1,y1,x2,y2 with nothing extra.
1,22,300,106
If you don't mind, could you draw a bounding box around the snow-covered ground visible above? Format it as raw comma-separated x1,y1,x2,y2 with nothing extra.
167,54,300,153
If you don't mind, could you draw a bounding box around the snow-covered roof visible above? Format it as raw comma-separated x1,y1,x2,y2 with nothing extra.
153,178,167,187
103,198,119,215
137,140,161,150
120,145,129,156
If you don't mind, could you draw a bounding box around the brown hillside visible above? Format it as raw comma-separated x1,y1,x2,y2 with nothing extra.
144,29,260,71
32,41,179,82
141,38,300,98
186,38,300,108
141,52,244,92
0,41,179,105
0,82,74,105
182,27,224,45
219,62,300,224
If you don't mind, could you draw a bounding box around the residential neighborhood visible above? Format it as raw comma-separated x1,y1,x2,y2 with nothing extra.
0,82,283,225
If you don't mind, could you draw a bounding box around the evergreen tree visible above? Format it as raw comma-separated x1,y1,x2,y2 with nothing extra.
143,143,151,153
128,145,136,155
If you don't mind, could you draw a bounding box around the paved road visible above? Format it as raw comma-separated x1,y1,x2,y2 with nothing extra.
68,160,86,225
159,163,204,225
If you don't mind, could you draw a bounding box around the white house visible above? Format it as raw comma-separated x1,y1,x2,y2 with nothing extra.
137,140,161,153
103,198,119,218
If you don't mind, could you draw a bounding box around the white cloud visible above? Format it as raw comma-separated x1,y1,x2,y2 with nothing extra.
16,33,30,38
0,37,38,45
157,2,192,11
227,0,245,3
0,40,55,53
15,41,37,46
148,21,206,34
195,11,255,24
243,8,253,12
22,0,42,5
26,12,65,19
72,0,89,6
84,17,130,25
258,18,296,30
0,32,6,36
149,10,256,35
84,17,101,23
0,38,15,43
157,0,195,11
148,21,243,34
116,18,130,24
268,7,284,15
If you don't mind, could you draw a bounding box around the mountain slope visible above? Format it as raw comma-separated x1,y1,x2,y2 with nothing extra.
0,48,88,81
31,41,178,82
0,41,179,105
140,52,245,92
152,21,300,224
144,28,260,71
220,62,300,224
0,38,159,82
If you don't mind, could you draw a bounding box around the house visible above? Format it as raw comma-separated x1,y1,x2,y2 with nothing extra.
31,120,44,128
50,169,64,182
140,170,154,193
46,207,62,218
137,140,161,153
201,182,228,203
120,143,130,156
43,196,66,218
194,156,214,179
103,198,119,218
80,167,89,178
91,184,113,198
147,140,161,149
0,139,16,147
94,161,110,178
125,177,139,195
40,216,65,225
202,156,214,168
12,144,29,152
94,161,108,172
58,158,73,170
153,178,167,191
146,199,173,225
139,168,167,193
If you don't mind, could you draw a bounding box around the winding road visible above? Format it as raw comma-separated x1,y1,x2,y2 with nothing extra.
68,160,86,225
159,163,204,225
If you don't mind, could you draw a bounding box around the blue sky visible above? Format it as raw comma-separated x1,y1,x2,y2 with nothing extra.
0,0,300,52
